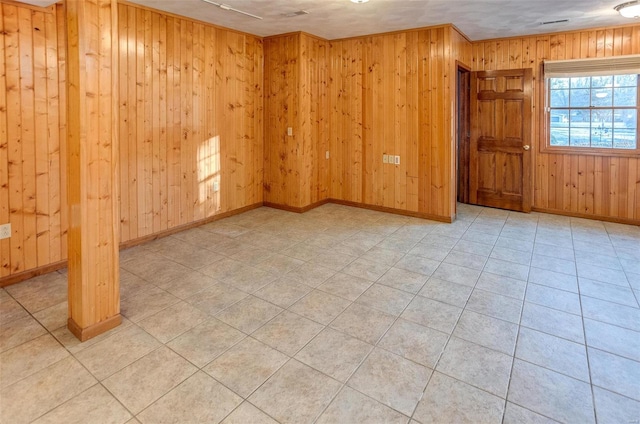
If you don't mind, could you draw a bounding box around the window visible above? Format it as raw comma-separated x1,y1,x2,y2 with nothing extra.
543,55,640,154
548,74,639,150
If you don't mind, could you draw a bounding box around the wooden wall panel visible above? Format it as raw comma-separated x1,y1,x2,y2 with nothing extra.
328,26,470,220
472,25,640,222
0,2,65,278
0,1,264,283
263,32,329,209
117,3,264,243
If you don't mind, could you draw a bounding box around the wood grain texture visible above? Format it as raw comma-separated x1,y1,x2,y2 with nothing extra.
473,25,640,222
0,1,264,283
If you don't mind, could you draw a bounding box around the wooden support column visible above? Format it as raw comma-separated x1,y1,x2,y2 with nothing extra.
65,0,121,341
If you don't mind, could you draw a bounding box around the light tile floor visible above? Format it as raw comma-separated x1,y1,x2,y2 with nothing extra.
1,203,640,423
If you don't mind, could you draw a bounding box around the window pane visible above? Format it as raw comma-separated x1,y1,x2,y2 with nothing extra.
591,76,613,88
591,110,613,148
550,78,569,89
613,111,637,149
570,77,590,88
613,87,636,107
550,89,569,107
592,88,613,107
569,112,590,146
550,110,569,146
614,74,637,87
570,89,590,107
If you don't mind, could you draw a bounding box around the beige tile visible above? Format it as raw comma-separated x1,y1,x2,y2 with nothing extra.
317,387,408,424
445,250,488,270
355,284,414,316
249,360,341,424
296,328,372,382
317,272,372,301
252,311,323,356
516,328,589,382
32,301,68,332
466,288,523,324
0,334,69,388
119,269,153,300
5,273,67,314
32,384,132,424
0,357,96,424
589,347,640,402
186,283,248,316
138,371,242,424
199,258,250,280
408,242,450,262
0,291,29,324
283,262,336,287
508,359,595,423
378,319,448,368
0,315,47,352
204,337,288,397
103,347,196,414
418,277,473,308
437,337,513,398
401,296,462,334
167,318,244,367
503,402,558,424
432,263,481,287
74,325,160,380
156,270,218,300
221,402,278,424
257,253,304,275
453,310,519,355
360,246,406,266
309,250,358,271
50,317,134,355
216,295,283,333
289,290,350,325
348,348,431,416
224,267,278,293
377,267,429,294
476,272,527,300
138,301,208,343
254,278,312,308
342,258,392,282
120,286,180,323
394,254,440,276
121,253,193,286
593,387,640,424
330,303,395,344
414,372,504,424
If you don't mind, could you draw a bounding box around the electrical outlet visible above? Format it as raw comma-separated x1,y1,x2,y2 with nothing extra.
394,155,400,165
383,154,388,164
212,181,219,192
325,151,330,159
0,223,10,240
287,127,293,136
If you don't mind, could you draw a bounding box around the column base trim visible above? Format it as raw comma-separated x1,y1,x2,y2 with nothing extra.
68,314,122,342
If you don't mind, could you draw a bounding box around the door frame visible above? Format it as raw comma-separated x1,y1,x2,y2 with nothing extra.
456,62,471,206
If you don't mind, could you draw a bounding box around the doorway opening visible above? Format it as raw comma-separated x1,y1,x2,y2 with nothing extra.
456,64,471,205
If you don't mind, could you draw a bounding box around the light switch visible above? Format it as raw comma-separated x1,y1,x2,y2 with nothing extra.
394,155,400,165
287,127,293,136
383,154,389,164
326,151,330,159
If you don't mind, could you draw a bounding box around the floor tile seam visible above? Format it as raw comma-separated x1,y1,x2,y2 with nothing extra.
579,291,640,310
521,297,583,317
587,344,640,366
500,254,533,424
0,342,73,393
408,250,487,422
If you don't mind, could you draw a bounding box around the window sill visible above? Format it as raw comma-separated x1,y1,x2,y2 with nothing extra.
540,145,640,158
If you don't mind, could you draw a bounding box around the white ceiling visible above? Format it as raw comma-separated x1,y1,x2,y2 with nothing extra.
23,0,637,41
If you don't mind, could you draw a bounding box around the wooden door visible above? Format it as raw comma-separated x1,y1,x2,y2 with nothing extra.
470,69,533,212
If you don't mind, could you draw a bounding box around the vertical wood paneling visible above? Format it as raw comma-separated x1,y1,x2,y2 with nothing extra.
472,25,640,222
1,1,264,282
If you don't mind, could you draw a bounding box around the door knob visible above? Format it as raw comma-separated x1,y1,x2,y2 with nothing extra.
523,145,530,151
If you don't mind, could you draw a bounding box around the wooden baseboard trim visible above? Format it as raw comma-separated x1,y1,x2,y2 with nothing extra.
0,202,264,287
119,202,264,250
328,199,453,223
532,207,640,226
0,260,67,288
68,314,122,342
263,199,330,214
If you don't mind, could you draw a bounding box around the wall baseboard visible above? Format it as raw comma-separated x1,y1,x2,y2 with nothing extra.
531,207,640,226
0,202,264,288
264,198,453,223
